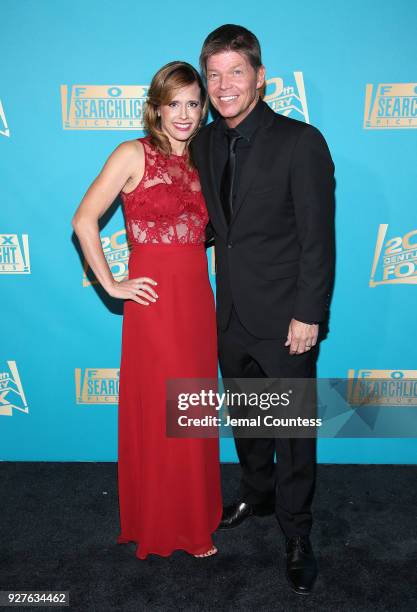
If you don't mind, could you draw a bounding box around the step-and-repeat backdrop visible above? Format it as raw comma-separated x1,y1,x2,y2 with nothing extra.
2,0,416,461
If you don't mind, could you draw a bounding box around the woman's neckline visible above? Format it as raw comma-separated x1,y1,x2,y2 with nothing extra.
170,150,187,158
143,134,186,158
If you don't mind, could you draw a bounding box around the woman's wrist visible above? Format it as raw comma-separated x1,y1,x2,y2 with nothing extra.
103,277,117,293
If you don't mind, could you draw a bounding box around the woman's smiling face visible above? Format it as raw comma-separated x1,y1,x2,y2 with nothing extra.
159,82,202,146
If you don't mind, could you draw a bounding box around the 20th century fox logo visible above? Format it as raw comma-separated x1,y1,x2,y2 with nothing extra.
0,99,10,137
370,224,417,287
264,72,309,123
364,83,417,129
83,229,130,287
75,368,119,404
61,85,149,129
0,361,29,416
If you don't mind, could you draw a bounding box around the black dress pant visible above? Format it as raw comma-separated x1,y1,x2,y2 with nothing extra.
218,305,318,537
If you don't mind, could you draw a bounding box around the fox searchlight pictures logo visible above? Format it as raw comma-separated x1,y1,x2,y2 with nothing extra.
75,368,119,404
364,83,417,129
0,234,31,274
61,85,149,130
348,369,417,406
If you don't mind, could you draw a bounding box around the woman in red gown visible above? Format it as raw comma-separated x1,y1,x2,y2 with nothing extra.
72,62,222,559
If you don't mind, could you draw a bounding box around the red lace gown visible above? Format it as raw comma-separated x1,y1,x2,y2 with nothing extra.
117,136,222,559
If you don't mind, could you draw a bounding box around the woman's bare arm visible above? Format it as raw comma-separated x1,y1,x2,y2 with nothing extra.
72,140,144,294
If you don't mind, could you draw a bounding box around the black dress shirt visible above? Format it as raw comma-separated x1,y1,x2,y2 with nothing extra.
213,96,265,200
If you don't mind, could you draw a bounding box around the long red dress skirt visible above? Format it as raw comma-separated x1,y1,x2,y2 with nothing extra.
117,243,222,559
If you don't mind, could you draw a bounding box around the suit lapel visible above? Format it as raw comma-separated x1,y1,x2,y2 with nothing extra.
207,124,228,234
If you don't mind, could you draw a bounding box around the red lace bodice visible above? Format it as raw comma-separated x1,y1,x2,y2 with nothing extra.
120,136,208,246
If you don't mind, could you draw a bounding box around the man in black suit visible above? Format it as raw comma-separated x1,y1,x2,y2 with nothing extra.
191,24,335,594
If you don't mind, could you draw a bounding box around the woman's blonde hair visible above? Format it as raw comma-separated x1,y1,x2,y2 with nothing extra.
144,61,208,162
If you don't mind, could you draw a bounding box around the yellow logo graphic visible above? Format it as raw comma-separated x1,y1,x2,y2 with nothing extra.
264,72,309,123
0,361,29,416
348,369,417,406
0,234,31,274
364,83,417,129
0,99,10,137
61,85,149,130
83,229,131,287
75,368,119,404
370,224,417,287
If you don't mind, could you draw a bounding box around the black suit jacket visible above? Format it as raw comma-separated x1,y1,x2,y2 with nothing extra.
191,101,336,339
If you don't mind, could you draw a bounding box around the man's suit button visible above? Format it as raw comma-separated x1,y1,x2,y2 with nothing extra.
227,242,233,248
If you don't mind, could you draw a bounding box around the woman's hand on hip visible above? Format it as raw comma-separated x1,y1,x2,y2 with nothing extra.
107,276,158,305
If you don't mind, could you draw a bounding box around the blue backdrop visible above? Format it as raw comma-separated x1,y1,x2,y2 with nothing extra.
2,0,416,462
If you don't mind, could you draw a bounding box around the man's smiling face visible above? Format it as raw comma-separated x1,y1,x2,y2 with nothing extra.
206,50,265,128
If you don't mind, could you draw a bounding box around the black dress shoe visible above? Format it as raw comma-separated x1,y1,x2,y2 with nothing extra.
285,535,318,595
218,499,275,530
